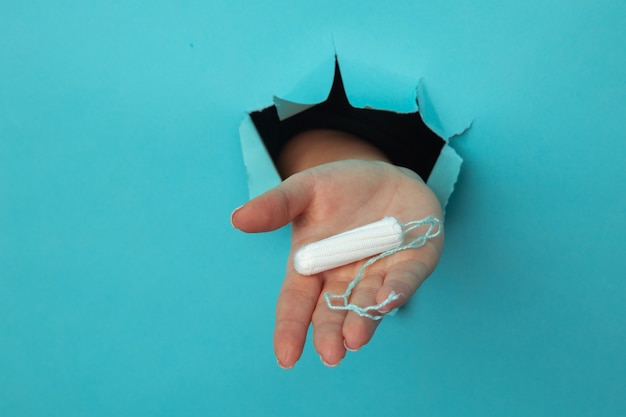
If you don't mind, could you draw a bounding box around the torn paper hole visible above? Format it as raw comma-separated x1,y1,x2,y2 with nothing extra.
239,56,468,209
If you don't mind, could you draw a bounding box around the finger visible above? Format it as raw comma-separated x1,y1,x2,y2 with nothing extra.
341,267,385,352
274,268,321,369
311,277,354,367
377,230,443,308
231,171,314,233
375,257,437,314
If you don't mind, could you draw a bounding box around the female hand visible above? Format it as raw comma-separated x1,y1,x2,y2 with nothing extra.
232,160,444,368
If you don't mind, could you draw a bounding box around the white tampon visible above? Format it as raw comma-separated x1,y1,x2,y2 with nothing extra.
294,217,404,275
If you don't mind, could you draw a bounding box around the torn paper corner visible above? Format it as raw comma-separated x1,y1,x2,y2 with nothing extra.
415,79,472,142
415,80,468,209
239,115,281,199
273,96,317,121
426,144,463,210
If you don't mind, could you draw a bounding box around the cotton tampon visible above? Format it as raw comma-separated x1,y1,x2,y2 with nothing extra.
292,215,442,319
294,217,404,275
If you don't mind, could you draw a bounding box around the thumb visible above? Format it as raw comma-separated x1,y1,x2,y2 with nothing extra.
231,171,314,233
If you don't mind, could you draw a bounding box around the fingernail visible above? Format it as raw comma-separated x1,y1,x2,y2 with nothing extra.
320,355,340,368
277,358,294,370
230,205,243,229
343,340,359,352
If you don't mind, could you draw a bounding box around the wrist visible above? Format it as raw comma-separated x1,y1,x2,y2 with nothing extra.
277,129,390,177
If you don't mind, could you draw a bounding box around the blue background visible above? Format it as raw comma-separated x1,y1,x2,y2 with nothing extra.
1,1,624,416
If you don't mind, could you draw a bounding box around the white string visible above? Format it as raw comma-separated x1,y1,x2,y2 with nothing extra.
323,216,442,320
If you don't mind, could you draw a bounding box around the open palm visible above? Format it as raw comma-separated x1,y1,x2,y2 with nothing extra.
232,160,444,368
